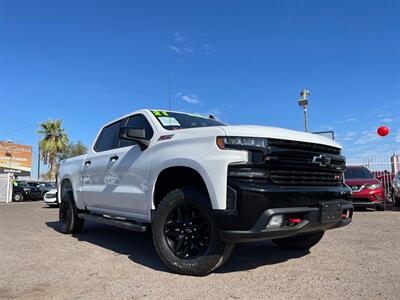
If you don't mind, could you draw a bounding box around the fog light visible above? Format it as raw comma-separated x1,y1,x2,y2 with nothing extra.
267,215,284,228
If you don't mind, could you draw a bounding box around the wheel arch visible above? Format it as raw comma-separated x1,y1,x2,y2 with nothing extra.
60,177,73,198
152,166,213,210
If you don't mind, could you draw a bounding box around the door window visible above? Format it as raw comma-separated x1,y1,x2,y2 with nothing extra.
94,119,124,152
118,114,154,148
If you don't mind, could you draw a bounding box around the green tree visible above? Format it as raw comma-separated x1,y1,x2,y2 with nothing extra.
37,119,69,180
59,141,88,161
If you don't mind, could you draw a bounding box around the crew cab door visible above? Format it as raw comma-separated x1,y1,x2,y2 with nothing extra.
81,114,154,219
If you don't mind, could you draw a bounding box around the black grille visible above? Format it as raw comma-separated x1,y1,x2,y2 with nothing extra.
268,139,341,155
266,139,345,186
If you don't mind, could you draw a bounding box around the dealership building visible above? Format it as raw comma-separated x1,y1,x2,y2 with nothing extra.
0,141,32,203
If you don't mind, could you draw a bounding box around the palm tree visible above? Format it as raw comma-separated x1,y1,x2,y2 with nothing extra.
37,119,69,180
58,141,88,161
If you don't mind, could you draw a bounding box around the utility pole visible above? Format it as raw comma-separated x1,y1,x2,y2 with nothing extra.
298,89,310,132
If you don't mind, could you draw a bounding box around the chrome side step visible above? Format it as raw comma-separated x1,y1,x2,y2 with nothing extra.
78,213,148,232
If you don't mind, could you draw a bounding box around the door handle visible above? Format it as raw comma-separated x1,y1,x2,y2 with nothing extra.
84,160,91,166
109,155,119,161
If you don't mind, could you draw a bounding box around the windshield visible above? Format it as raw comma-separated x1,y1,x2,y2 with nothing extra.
345,167,374,179
151,110,226,130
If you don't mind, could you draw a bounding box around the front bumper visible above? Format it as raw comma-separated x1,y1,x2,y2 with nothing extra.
44,197,58,203
220,204,353,243
214,179,353,243
351,201,383,208
351,189,384,207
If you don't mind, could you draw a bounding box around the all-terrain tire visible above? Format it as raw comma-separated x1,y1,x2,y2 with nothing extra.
152,187,234,276
59,192,85,234
272,231,325,251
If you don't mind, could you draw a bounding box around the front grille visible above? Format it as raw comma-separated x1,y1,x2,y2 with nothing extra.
266,139,345,186
349,185,363,192
268,139,341,155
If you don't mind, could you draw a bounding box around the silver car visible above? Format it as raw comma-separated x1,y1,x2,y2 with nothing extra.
43,189,58,207
392,171,400,207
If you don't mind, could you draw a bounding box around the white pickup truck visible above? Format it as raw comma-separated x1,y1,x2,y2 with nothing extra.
57,109,353,275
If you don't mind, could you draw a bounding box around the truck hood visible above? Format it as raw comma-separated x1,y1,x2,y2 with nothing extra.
219,125,341,149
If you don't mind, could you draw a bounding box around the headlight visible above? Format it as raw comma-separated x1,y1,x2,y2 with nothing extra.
216,136,268,150
365,183,381,190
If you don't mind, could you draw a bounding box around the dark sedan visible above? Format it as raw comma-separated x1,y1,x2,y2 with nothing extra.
27,181,56,197
12,181,42,202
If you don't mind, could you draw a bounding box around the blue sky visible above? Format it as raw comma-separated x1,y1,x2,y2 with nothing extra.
0,0,399,177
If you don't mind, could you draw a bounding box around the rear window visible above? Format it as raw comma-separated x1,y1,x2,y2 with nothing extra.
345,167,373,179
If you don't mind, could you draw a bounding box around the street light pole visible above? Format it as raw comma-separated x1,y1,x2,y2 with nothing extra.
298,89,310,132
303,106,308,132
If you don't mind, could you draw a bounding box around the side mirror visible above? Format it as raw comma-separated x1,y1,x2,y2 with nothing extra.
119,127,150,149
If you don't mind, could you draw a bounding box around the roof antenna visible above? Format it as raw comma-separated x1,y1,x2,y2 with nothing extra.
168,72,171,111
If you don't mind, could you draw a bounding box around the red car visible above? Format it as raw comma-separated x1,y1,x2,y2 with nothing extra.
345,166,385,211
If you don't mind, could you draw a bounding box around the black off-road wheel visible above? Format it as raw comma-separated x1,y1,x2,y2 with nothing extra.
272,231,325,251
59,192,85,234
13,192,24,202
152,187,234,276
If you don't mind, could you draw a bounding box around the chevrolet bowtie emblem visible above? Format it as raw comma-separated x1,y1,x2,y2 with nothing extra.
312,154,331,167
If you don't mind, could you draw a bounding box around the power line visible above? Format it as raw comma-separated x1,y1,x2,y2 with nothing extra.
0,123,37,137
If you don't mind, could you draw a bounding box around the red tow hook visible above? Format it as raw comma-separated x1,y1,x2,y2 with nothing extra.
288,218,302,225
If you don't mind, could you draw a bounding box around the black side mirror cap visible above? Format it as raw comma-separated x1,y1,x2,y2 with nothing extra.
119,127,150,149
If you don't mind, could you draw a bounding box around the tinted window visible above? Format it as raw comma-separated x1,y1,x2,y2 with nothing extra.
15,181,28,187
345,167,373,179
94,120,124,152
151,110,226,130
119,114,154,148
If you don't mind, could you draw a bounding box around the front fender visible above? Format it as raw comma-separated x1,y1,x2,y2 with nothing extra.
150,150,248,210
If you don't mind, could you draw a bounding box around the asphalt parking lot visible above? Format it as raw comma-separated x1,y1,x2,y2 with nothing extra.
0,201,399,299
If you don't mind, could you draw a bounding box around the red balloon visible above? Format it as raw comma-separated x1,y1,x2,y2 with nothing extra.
377,126,389,137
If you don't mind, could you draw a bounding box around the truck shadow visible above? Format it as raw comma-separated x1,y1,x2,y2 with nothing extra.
46,221,309,274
